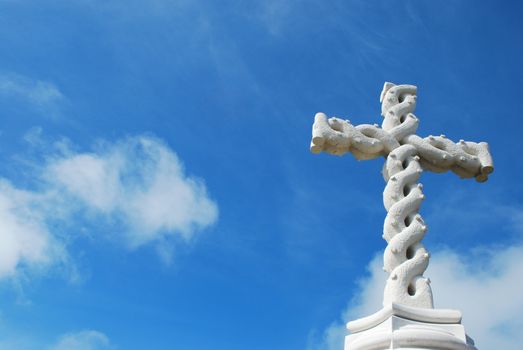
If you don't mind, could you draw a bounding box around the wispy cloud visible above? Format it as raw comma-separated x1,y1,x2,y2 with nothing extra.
309,241,523,350
254,1,295,36
0,73,66,119
49,330,112,350
0,134,218,282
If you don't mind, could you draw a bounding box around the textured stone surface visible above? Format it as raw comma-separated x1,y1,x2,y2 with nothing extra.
310,82,493,310
345,303,477,350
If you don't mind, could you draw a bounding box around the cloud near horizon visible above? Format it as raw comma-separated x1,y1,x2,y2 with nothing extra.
310,241,523,350
0,134,218,281
0,179,66,279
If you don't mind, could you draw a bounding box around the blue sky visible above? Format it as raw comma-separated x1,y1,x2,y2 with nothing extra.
0,1,522,349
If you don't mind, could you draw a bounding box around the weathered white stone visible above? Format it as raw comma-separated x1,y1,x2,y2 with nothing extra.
310,82,493,349
310,82,493,309
345,303,476,350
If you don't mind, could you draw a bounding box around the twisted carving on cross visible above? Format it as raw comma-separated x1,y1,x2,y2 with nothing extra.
310,82,494,308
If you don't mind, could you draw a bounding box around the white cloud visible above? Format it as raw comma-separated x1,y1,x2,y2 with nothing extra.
23,126,45,147
311,244,523,350
49,330,111,350
0,179,66,279
45,136,218,247
47,153,121,213
0,73,65,118
0,134,217,282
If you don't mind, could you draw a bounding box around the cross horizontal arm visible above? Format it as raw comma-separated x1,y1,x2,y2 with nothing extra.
310,113,494,182
310,112,399,159
403,133,493,182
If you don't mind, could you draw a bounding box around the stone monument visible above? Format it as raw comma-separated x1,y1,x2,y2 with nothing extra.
310,82,493,350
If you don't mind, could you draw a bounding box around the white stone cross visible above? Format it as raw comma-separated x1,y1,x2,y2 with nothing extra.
310,82,494,309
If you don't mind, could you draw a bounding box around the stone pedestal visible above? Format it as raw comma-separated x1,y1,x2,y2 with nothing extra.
345,303,477,350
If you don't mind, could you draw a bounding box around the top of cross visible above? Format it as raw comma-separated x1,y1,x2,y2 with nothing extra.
310,82,493,182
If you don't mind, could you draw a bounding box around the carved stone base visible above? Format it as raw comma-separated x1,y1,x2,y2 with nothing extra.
345,303,477,350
